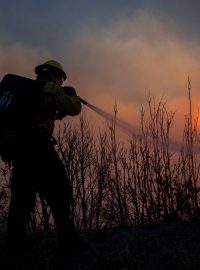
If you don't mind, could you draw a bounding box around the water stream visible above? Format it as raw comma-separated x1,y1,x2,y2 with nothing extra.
87,103,137,136
82,100,184,152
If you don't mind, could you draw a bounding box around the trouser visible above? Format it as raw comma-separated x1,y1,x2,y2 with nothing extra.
6,138,77,251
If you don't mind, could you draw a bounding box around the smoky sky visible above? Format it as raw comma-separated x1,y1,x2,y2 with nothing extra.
1,0,200,138
1,1,200,49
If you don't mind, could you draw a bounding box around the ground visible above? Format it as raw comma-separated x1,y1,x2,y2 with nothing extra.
0,221,200,269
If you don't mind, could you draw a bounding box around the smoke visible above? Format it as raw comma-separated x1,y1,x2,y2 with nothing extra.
1,9,200,142
60,12,200,142
0,39,52,79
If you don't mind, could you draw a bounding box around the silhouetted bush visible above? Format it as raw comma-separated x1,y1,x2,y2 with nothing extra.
0,79,200,231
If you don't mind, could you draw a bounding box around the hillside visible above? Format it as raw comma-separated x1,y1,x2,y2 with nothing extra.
1,221,200,269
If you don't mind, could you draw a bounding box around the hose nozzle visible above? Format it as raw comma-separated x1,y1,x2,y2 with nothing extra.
79,98,89,106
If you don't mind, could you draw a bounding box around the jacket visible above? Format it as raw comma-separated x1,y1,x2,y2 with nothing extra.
30,80,82,138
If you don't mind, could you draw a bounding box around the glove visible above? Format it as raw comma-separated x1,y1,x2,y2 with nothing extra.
63,86,77,97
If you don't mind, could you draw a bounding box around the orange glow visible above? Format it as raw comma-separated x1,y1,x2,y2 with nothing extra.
1,13,200,142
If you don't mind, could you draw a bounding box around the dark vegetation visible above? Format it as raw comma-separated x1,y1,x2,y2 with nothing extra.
1,221,200,269
1,77,200,269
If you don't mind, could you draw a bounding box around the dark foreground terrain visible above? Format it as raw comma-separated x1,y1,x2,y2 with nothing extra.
0,221,200,270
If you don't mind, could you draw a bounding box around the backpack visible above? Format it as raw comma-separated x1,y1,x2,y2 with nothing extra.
0,74,45,162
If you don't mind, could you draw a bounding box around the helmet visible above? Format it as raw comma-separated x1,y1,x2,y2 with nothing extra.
35,60,67,80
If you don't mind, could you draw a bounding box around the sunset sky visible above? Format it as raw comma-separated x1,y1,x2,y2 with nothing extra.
1,0,200,141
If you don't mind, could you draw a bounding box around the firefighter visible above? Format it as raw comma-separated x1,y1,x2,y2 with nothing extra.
4,60,81,258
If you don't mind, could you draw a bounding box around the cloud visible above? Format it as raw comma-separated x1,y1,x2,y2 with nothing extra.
61,12,200,132
0,38,52,79
1,9,200,140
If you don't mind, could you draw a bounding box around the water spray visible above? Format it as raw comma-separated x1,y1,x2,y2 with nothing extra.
79,97,184,153
79,97,137,136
